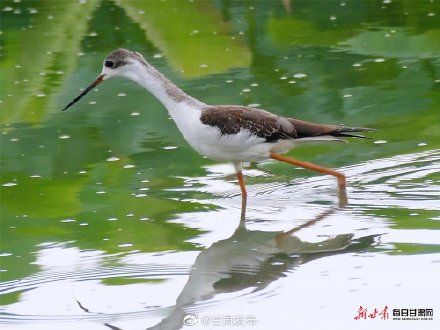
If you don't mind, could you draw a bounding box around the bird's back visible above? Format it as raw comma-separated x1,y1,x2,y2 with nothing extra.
200,105,373,143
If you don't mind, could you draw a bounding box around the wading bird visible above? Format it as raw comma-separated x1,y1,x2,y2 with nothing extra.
63,49,374,202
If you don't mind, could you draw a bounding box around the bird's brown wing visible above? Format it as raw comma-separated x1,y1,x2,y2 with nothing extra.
200,105,374,142
200,105,297,142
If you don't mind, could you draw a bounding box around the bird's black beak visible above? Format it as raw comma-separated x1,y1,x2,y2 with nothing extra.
62,74,106,111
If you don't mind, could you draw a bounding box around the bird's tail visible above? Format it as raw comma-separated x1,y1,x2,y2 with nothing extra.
288,118,377,140
331,126,377,139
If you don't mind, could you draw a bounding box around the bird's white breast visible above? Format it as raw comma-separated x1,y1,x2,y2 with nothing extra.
168,103,275,162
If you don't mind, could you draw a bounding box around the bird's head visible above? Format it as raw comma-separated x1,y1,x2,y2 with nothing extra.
62,48,148,111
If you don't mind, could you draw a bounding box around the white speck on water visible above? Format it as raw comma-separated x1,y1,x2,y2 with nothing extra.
130,112,140,116
28,8,37,14
226,79,233,83
47,15,53,20
138,9,145,14
141,179,149,183
59,135,70,139
330,15,337,21
15,64,21,68
343,94,353,98
293,73,307,78
139,217,150,221
288,80,296,84
0,253,13,257
60,219,76,223
374,140,388,144
374,58,385,63
3,6,13,12
30,175,41,178
280,76,287,80
153,54,163,59
242,88,251,93
340,2,346,6
353,63,362,67
36,93,45,97
418,142,427,147
117,92,126,97
10,138,19,142
108,217,118,221
96,191,106,194
383,0,391,3
88,101,96,105
427,12,435,16
126,213,134,217
139,187,149,191
271,261,284,266
123,164,135,169
200,64,208,68
79,170,87,174
118,243,133,248
251,83,258,87
77,52,84,56
134,194,147,198
79,223,88,226
107,157,120,162
248,103,261,107
409,213,419,216
88,31,98,37
163,146,177,150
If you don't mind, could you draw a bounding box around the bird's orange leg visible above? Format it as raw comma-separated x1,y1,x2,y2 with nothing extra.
234,163,248,219
236,170,248,198
270,153,347,206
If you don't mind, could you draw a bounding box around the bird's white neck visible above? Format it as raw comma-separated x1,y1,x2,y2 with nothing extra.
123,61,205,112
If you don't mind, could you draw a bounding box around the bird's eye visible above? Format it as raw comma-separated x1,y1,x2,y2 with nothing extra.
105,60,114,68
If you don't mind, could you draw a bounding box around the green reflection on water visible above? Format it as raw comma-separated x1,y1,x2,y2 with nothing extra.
0,0,439,305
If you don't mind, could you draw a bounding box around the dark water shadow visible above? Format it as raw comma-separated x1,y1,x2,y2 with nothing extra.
142,199,379,330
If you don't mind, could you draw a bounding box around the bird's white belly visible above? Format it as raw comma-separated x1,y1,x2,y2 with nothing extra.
168,103,298,162
192,126,272,161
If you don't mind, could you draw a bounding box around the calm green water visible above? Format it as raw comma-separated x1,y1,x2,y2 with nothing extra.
1,1,439,329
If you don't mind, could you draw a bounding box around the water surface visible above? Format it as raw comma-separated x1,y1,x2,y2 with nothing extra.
1,1,439,329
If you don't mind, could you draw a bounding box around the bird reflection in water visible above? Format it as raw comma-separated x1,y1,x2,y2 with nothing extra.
147,199,378,330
